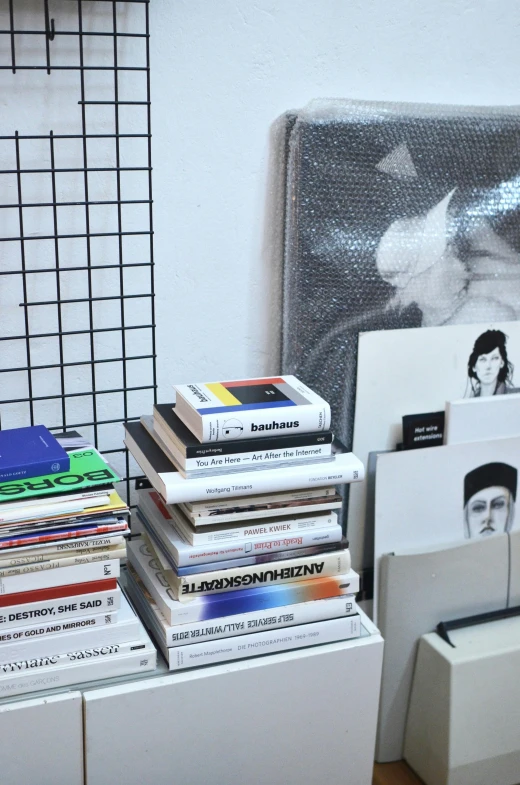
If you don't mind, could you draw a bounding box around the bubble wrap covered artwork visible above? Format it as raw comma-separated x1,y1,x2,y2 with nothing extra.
282,99,520,450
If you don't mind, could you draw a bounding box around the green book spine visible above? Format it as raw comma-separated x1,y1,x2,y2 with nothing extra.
0,449,119,503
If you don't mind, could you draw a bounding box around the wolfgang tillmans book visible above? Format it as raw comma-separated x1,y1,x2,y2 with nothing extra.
173,375,331,443
124,421,363,504
0,426,70,482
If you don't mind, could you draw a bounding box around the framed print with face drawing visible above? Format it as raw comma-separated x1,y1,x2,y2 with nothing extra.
372,435,520,620
348,319,520,571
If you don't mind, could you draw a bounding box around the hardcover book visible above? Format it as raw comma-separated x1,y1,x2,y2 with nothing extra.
153,403,333,463
0,426,69,483
128,537,359,625
143,414,333,478
126,565,358,649
124,421,364,505
173,375,331,443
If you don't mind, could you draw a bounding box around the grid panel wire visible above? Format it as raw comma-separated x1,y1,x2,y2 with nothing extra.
0,0,156,505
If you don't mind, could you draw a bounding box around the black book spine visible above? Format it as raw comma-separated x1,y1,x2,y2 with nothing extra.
185,431,333,458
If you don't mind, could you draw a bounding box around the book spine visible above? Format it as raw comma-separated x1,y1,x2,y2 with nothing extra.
182,501,342,526
0,455,71,484
182,444,332,473
185,486,337,512
0,643,156,699
198,403,331,443
177,550,351,601
0,488,109,513
169,615,361,670
0,611,126,662
183,431,334,459
128,543,359,626
0,637,146,674
162,453,364,504
0,578,118,608
149,589,356,646
173,526,342,566
0,522,128,550
0,610,117,645
0,559,121,596
0,547,126,578
0,588,121,630
0,536,125,567
176,539,344,575
178,510,339,544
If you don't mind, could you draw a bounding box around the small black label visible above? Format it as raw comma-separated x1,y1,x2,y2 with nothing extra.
402,411,445,450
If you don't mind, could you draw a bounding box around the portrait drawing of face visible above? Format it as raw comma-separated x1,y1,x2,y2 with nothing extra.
467,330,513,397
472,347,504,389
463,462,517,538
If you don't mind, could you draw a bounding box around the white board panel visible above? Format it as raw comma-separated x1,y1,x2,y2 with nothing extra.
84,617,383,785
0,691,83,785
445,393,520,444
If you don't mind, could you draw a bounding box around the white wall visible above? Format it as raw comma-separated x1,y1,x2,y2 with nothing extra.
150,0,520,399
2,0,520,412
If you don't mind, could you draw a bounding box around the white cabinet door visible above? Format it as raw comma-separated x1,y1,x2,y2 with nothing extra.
84,625,383,785
0,691,83,785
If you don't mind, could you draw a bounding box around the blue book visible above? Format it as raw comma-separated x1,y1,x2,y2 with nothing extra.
0,425,70,483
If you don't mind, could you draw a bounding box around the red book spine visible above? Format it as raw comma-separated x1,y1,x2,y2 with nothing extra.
0,578,117,607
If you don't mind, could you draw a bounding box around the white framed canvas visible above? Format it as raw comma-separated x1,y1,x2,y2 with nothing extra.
373,435,520,619
349,320,520,570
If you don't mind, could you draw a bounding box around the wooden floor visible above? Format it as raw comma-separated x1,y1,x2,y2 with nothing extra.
373,761,424,785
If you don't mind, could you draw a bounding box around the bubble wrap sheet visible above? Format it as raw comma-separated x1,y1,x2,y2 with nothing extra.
282,99,520,553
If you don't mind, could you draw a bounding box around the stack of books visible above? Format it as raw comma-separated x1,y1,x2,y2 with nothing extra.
0,425,156,697
124,376,365,671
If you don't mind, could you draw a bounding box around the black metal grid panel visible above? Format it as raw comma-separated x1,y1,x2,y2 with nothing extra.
0,0,156,505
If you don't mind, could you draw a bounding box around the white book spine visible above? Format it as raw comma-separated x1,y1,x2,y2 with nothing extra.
168,524,341,566
0,588,121,630
0,643,156,699
0,611,117,646
0,494,111,524
176,549,351,600
182,501,342,526
0,558,121,596
0,547,126,577
190,405,330,443
168,614,361,670
0,611,130,662
173,509,339,545
0,637,148,675
0,489,109,514
182,444,332,474
157,453,364,504
185,486,337,512
135,583,357,645
175,376,331,443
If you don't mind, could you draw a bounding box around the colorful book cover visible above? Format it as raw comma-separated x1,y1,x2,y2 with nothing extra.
0,426,70,482
0,449,119,504
174,375,331,442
